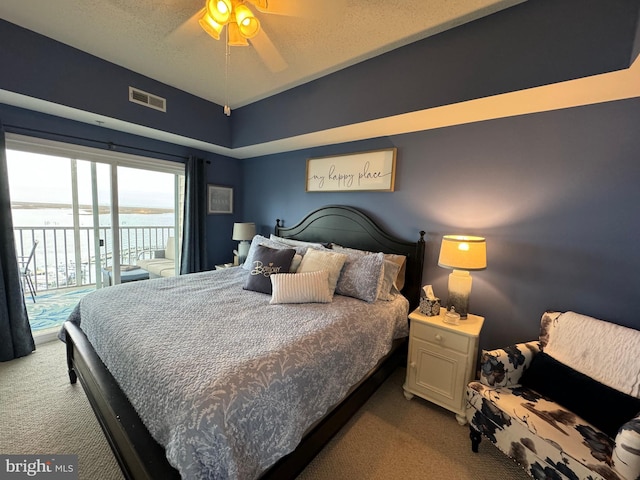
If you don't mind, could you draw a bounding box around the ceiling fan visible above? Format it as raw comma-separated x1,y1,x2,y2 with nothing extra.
194,0,296,73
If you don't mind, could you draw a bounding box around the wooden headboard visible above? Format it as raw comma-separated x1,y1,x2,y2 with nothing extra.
274,205,425,310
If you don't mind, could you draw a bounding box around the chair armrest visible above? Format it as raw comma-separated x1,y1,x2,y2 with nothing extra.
479,341,540,387
613,414,640,480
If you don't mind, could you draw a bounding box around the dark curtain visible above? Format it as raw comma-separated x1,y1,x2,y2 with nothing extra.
0,122,35,362
180,155,208,274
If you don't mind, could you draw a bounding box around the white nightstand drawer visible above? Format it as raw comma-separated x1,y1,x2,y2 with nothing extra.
411,321,470,354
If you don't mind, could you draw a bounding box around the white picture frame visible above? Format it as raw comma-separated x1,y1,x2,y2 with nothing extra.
306,148,397,192
207,185,233,214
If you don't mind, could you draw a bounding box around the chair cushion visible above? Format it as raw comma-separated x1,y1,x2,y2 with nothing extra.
520,352,640,438
541,311,640,397
467,381,619,479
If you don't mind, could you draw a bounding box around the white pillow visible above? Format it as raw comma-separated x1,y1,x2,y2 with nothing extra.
297,248,347,297
379,259,402,301
290,254,303,273
384,253,407,291
270,271,332,304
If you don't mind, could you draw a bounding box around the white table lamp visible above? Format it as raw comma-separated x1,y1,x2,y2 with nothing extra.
438,235,487,319
232,222,256,264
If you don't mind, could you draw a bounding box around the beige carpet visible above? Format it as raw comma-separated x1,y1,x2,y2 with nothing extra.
0,341,530,480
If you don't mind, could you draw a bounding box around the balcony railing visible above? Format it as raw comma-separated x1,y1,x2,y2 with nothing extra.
14,225,174,292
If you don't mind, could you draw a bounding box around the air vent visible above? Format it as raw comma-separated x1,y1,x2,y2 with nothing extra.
128,87,166,112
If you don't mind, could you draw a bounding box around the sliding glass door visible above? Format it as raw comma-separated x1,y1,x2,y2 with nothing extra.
105,165,181,284
6,134,184,333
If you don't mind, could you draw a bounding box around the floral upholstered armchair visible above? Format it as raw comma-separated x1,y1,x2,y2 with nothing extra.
466,311,640,480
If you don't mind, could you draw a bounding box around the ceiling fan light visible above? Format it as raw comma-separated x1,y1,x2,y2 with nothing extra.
199,12,224,40
234,4,260,38
228,22,250,46
207,0,232,24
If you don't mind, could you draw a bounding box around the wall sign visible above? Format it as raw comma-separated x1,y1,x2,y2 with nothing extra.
306,148,397,192
207,185,233,214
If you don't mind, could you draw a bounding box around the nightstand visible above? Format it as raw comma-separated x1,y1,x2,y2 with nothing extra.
403,308,484,425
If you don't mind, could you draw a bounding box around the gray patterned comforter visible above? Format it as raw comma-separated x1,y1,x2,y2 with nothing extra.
64,267,409,479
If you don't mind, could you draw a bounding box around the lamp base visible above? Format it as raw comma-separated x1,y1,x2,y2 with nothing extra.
237,241,251,265
446,293,469,319
446,269,472,319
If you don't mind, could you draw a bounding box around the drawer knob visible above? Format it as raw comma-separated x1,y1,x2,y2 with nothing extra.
410,361,417,369
435,334,443,342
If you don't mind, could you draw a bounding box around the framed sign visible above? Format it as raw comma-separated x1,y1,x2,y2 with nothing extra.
306,148,397,192
207,185,233,214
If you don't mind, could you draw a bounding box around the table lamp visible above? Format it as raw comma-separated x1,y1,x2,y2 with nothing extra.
232,222,256,264
437,235,487,319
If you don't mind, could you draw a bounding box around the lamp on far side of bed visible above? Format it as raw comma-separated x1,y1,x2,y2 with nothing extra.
232,222,256,265
438,235,486,319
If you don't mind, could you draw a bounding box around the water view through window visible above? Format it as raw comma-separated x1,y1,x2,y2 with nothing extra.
7,146,184,334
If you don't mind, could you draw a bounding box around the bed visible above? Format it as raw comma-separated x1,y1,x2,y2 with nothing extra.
62,205,425,479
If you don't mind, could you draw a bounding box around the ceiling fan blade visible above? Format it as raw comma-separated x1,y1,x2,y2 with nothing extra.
250,29,288,72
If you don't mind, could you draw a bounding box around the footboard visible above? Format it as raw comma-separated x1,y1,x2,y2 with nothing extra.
64,321,180,480
65,320,407,480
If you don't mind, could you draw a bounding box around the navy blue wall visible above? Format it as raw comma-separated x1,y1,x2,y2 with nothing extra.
0,19,231,148
242,98,640,351
2,1,639,150
233,0,640,147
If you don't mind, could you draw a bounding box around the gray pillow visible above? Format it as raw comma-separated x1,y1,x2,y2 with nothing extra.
335,251,385,302
243,245,296,294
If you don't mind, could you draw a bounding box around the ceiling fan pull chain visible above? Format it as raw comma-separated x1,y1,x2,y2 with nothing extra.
224,28,232,116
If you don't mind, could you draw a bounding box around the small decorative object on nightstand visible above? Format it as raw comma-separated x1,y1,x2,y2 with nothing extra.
403,307,484,425
419,285,441,317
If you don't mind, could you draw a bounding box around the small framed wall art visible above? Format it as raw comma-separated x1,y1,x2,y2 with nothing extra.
207,184,233,214
306,148,397,192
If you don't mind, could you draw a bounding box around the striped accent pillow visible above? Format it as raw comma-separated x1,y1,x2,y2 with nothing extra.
270,271,332,304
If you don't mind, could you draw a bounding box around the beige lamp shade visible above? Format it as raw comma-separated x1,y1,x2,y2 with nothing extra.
232,222,256,241
438,235,487,271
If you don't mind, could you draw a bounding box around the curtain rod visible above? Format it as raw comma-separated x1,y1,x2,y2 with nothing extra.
3,124,200,162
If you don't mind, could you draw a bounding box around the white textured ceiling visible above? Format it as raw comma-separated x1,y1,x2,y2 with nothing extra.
0,0,524,109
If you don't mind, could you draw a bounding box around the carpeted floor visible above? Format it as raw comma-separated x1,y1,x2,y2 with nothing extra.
0,341,530,480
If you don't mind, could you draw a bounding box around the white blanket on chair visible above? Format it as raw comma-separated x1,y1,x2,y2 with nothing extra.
544,311,640,398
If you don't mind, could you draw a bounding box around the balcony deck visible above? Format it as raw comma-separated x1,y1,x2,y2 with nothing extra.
15,223,174,343
26,285,94,344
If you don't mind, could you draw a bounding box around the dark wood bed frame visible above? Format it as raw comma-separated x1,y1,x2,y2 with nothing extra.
64,205,425,479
